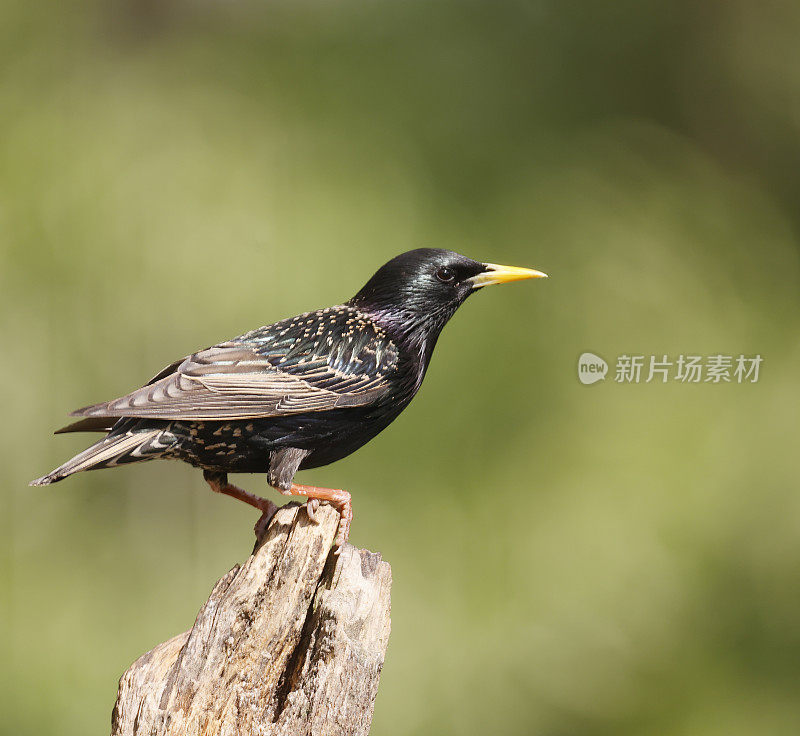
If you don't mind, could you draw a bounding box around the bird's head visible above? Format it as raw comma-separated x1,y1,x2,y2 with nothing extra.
349,248,547,348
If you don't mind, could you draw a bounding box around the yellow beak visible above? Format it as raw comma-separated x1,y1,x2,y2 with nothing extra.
468,262,548,289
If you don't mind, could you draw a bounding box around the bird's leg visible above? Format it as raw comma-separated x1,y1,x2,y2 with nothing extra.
278,483,353,553
203,470,278,533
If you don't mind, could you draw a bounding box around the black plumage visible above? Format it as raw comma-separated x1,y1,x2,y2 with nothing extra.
31,248,546,549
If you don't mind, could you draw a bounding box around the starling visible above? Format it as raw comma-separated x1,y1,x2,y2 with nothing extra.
31,249,546,549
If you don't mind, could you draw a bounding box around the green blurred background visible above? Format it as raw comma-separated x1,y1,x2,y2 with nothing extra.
2,0,800,733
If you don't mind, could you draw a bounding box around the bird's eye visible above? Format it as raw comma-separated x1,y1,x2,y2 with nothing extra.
435,266,456,283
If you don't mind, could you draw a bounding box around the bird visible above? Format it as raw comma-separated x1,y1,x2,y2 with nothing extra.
31,248,547,550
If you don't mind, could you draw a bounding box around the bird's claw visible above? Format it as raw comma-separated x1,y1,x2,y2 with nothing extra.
253,500,279,539
305,497,321,524
278,484,353,555
332,496,353,555
306,496,350,552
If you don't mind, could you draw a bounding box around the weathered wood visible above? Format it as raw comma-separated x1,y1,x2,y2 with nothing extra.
111,503,392,736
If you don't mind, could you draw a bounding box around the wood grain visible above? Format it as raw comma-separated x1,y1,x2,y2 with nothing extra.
111,503,391,736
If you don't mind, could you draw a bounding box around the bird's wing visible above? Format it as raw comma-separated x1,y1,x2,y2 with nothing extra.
55,417,117,434
55,359,185,433
69,310,399,421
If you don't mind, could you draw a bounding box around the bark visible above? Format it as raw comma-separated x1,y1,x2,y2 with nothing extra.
111,503,392,736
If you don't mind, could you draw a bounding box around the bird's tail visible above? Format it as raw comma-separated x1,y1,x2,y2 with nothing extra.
30,427,176,486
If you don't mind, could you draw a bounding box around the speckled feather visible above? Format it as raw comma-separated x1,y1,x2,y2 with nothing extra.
45,305,416,480
70,305,401,422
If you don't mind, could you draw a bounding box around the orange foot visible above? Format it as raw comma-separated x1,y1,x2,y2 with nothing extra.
278,483,353,553
203,470,278,535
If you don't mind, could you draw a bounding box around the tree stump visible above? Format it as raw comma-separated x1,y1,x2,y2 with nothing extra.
111,503,392,736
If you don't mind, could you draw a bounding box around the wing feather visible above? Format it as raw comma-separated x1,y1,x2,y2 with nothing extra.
70,309,399,422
